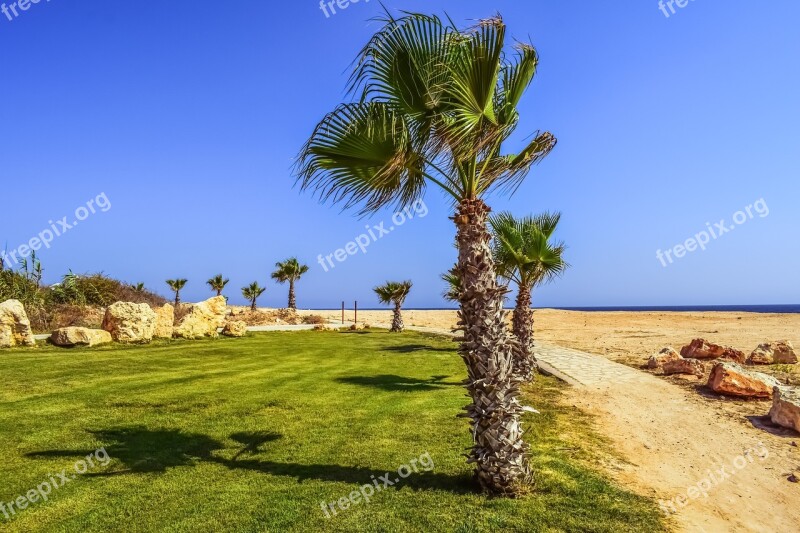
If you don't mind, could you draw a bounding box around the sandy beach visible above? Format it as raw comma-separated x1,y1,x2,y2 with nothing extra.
300,308,800,368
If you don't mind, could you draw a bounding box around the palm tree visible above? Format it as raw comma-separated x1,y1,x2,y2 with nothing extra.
491,212,569,381
441,269,461,303
132,282,146,293
373,281,412,332
206,274,230,297
271,258,309,309
241,282,266,311
166,279,187,306
295,11,556,495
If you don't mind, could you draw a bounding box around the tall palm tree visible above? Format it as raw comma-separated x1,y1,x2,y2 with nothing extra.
271,258,309,309
491,212,569,381
166,279,187,306
206,274,230,297
241,282,266,311
296,11,556,495
373,281,412,332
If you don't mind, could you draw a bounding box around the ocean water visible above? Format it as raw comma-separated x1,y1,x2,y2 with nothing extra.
390,305,800,314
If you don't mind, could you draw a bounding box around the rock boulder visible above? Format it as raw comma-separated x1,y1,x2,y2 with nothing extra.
663,357,707,377
707,362,782,398
647,347,682,370
173,296,227,339
0,299,36,348
681,338,745,363
747,341,797,365
153,304,175,339
50,327,112,347
221,321,247,338
769,387,800,433
102,302,157,343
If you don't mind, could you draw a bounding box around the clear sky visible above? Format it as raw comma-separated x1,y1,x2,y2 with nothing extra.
1,0,798,309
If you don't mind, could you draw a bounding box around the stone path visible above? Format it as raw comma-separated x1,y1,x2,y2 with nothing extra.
361,323,647,387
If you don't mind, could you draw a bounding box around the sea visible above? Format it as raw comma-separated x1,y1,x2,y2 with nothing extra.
390,305,800,314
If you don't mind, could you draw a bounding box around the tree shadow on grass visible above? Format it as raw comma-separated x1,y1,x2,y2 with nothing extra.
26,427,227,475
212,456,475,495
336,374,462,392
381,344,455,354
26,426,474,495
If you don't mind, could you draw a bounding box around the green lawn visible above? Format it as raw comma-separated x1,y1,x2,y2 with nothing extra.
0,331,667,532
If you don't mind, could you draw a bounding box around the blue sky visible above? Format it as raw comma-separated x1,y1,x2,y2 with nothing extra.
1,0,798,309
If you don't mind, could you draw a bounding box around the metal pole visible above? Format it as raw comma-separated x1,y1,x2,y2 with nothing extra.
341,301,345,324
354,301,358,324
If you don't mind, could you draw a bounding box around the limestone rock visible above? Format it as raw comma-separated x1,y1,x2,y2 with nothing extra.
707,362,782,398
0,299,36,348
173,296,227,339
748,341,798,365
222,321,247,337
769,387,800,433
647,347,682,370
153,304,175,339
663,357,707,377
681,338,745,363
50,327,112,347
102,302,157,343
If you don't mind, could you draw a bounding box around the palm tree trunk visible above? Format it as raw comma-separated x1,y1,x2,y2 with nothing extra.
391,302,404,332
174,292,180,307
288,280,297,309
513,284,537,381
251,299,257,312
454,198,532,496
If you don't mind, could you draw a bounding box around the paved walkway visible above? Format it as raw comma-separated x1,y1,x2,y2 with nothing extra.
359,323,647,387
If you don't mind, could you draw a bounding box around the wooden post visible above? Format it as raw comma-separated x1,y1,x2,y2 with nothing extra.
341,301,345,324
354,301,358,324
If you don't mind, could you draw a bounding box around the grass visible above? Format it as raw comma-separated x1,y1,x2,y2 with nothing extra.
0,331,667,532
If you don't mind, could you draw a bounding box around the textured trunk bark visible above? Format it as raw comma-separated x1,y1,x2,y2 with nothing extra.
512,285,537,381
391,302,404,332
251,299,257,311
454,198,532,496
288,280,297,309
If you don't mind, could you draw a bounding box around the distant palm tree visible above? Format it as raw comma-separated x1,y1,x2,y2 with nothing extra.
132,282,146,293
295,11,556,495
206,274,230,297
166,279,188,306
441,269,461,303
491,212,569,380
374,281,412,333
271,258,309,309
242,282,266,311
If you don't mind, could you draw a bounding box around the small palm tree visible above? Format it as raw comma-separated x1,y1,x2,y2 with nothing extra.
166,279,188,306
441,268,461,303
132,282,146,293
491,212,569,380
206,274,230,296
271,258,309,309
296,11,556,495
374,281,412,333
241,282,266,311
